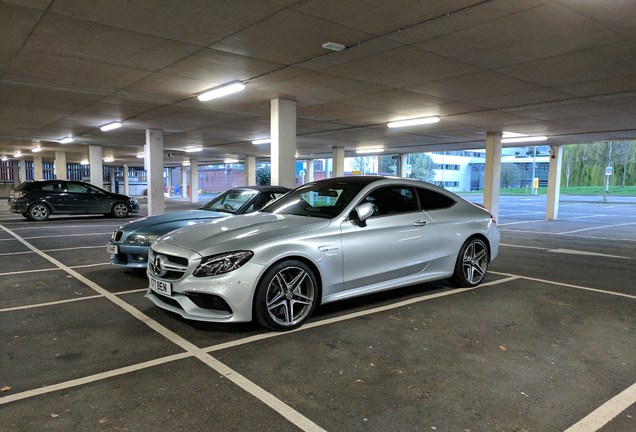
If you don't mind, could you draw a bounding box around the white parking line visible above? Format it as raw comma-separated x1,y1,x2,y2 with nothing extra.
22,232,113,240
564,382,636,432
498,229,636,242
500,244,633,260
9,224,120,231
559,221,636,234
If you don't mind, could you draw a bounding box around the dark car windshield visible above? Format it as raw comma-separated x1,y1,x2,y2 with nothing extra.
261,179,367,219
199,189,258,214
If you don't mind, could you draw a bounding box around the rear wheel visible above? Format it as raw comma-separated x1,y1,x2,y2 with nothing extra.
449,237,489,287
111,202,131,218
254,260,318,331
27,203,50,221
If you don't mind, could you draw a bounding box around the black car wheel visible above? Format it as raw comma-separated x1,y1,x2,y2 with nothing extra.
27,203,50,221
111,202,131,218
449,237,489,287
254,260,318,331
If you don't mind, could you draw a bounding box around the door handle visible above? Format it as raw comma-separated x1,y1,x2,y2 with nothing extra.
413,220,428,226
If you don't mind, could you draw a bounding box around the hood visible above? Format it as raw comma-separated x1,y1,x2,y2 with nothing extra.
121,210,230,236
156,212,330,256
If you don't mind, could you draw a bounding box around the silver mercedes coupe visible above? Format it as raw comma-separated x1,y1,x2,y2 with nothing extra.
146,176,500,330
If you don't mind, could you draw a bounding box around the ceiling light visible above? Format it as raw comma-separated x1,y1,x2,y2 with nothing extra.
182,161,191,167
136,153,145,158
356,148,385,154
501,136,548,143
322,42,346,52
59,136,74,144
502,131,526,138
184,147,203,153
387,116,440,128
103,156,114,162
197,81,245,102
31,146,42,153
224,158,239,164
1,155,7,161
13,151,22,158
100,122,122,132
252,138,271,145
80,159,89,165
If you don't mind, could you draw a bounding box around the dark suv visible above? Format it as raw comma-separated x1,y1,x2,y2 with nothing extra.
9,180,140,221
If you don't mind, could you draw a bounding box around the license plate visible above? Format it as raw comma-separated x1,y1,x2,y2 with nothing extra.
107,244,118,254
150,275,172,296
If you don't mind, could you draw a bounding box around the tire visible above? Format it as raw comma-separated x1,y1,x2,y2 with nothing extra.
449,237,489,288
111,202,131,218
27,203,50,221
254,260,318,331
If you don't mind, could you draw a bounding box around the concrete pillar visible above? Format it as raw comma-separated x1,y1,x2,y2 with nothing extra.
123,164,130,195
55,151,67,180
12,162,20,186
89,145,103,187
244,155,257,185
108,167,116,192
190,157,199,203
483,131,502,222
145,129,165,215
271,98,297,188
19,160,26,183
546,145,563,220
306,159,314,183
332,146,345,178
181,163,188,199
33,156,43,180
399,154,408,178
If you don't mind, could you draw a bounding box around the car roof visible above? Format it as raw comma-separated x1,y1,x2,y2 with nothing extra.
240,185,290,193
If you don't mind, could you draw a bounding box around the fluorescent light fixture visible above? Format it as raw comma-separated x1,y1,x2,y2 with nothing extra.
502,131,526,138
322,42,346,52
31,146,42,153
184,147,203,153
501,136,548,143
100,122,122,132
387,116,440,128
80,159,89,165
103,156,114,162
182,161,191,167
14,151,22,157
197,81,245,102
136,153,145,158
251,138,271,145
1,155,7,161
355,148,384,154
59,136,74,144
224,158,239,164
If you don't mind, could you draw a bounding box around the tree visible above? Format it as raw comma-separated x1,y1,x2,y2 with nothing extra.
379,155,397,175
500,164,522,188
256,165,271,185
408,153,435,182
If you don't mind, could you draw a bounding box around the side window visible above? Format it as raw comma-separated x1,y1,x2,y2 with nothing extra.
40,182,65,192
365,186,419,217
416,187,456,211
67,182,90,193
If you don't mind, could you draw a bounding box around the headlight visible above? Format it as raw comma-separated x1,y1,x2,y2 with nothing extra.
126,234,158,245
193,251,253,277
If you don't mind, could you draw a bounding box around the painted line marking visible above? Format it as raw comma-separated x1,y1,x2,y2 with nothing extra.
500,243,633,260
0,245,107,257
9,224,120,231
498,229,636,242
558,221,636,234
0,224,327,432
22,232,113,240
564,381,636,432
0,289,147,313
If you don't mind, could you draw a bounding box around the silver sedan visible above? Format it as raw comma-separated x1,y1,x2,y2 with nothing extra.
146,176,500,330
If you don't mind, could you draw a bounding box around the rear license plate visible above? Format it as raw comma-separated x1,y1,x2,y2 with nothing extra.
107,244,118,254
150,276,172,296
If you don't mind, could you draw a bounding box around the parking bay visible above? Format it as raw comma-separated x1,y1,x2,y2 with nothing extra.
1,199,634,431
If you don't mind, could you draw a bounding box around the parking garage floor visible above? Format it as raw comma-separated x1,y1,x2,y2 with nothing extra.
1,196,634,432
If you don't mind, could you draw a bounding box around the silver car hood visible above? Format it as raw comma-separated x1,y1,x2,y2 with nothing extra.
156,212,330,256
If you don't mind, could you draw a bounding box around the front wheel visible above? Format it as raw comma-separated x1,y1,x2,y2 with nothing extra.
111,202,131,218
27,203,50,221
254,260,318,331
449,237,489,287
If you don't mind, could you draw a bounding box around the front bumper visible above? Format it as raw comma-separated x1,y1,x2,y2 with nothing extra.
108,242,150,268
146,252,265,323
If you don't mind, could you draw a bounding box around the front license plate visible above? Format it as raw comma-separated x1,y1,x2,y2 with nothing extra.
107,244,118,254
150,276,172,296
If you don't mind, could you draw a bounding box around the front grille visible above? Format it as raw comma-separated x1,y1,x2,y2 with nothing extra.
149,249,189,280
113,230,124,242
185,292,232,313
153,292,182,309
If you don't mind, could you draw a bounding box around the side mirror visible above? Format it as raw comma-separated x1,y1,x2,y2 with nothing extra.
355,202,375,224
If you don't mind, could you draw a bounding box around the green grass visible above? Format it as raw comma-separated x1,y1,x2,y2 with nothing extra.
497,185,636,196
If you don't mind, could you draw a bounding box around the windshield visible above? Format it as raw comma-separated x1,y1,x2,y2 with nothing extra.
261,180,365,219
199,189,258,214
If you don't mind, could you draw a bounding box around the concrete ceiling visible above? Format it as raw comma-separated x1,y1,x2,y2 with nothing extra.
1,0,636,166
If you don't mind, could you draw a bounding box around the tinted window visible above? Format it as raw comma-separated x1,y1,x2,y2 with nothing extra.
67,182,92,193
416,187,456,211
40,182,66,192
365,186,419,217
